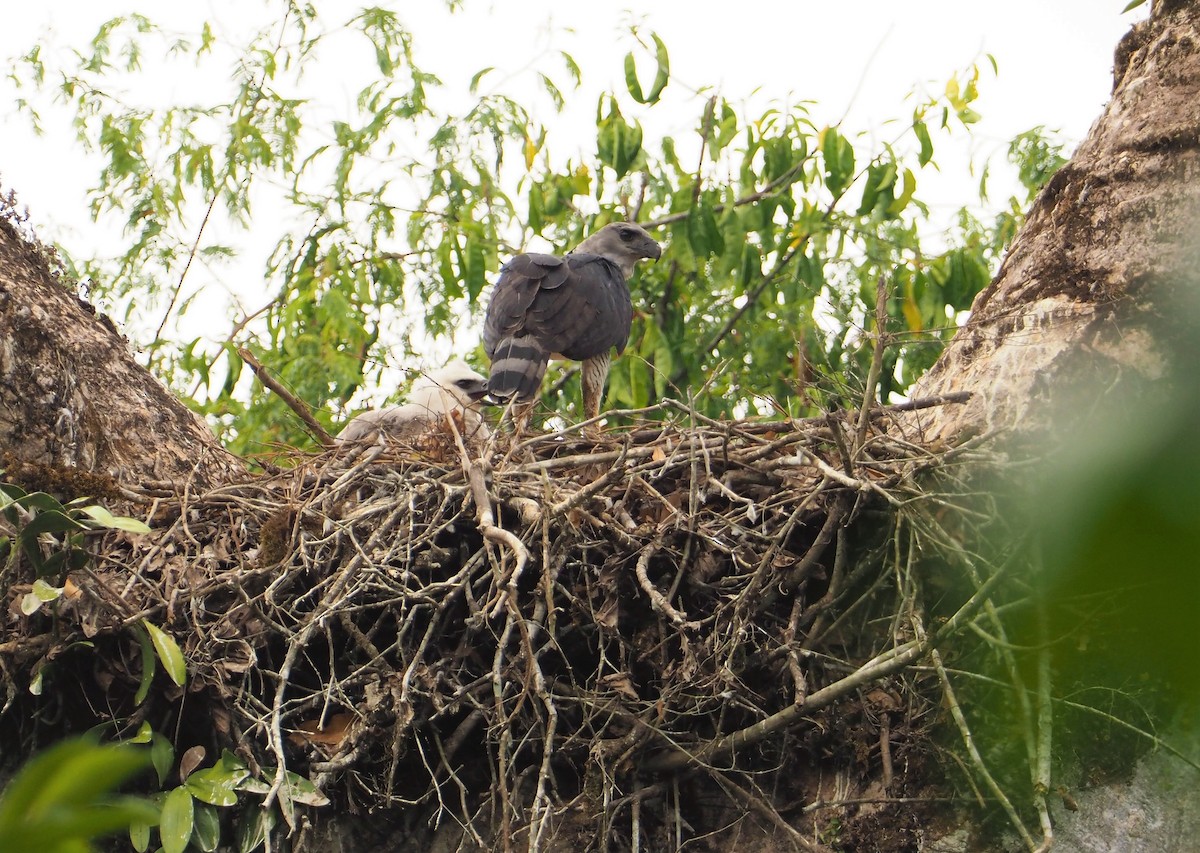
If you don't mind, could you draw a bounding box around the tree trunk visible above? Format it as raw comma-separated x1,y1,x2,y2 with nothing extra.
0,218,243,490
902,4,1200,850
907,0,1200,442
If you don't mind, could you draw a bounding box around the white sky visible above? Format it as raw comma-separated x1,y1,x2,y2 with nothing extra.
0,0,1147,373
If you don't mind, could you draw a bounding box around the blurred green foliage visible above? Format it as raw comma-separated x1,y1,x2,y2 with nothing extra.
935,284,1200,825
1033,324,1200,708
0,737,157,852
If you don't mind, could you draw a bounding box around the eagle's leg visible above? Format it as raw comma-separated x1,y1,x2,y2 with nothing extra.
580,352,612,437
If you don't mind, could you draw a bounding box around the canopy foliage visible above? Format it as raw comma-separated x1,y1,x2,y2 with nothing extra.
9,3,1064,454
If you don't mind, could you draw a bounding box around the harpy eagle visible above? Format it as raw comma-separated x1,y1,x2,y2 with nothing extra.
338,360,491,444
483,222,661,425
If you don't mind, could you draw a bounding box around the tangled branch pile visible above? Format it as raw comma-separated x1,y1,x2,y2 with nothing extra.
4,395,1022,852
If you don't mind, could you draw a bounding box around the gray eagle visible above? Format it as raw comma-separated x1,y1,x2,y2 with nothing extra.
482,222,661,426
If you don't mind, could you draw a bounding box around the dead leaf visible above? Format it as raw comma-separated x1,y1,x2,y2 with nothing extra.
676,642,699,682
599,672,640,700
691,548,721,582
179,745,206,781
6,586,31,621
1057,785,1079,812
94,668,114,692
595,596,619,630
288,711,356,747
771,552,798,569
364,680,387,712
213,641,256,676
211,704,231,736
651,446,666,462
865,687,900,712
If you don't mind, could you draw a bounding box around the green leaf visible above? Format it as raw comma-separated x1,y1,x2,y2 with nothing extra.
130,820,151,852
709,100,739,153
151,734,174,787
0,482,28,509
20,578,64,615
0,739,155,851
236,806,273,853
857,161,896,216
642,321,675,400
527,182,545,232
134,624,156,705
282,771,330,807
685,203,724,258
143,620,187,687
596,96,642,178
29,748,150,817
192,801,221,852
821,127,855,196
159,787,194,853
220,750,249,773
15,491,66,513
560,50,582,87
913,118,934,167
539,72,565,110
464,240,486,301
37,545,91,578
276,777,295,830
236,777,271,795
80,504,151,534
930,247,991,309
22,508,86,537
646,33,670,103
185,764,249,806
886,168,917,215
0,739,77,827
0,801,159,851
33,578,64,600
623,51,644,103
628,357,649,408
1122,0,1148,11
468,66,494,94
625,32,669,105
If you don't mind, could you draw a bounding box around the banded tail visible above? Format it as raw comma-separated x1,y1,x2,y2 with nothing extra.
487,334,549,401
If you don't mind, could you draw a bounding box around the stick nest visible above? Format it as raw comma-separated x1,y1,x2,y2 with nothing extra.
3,397,997,851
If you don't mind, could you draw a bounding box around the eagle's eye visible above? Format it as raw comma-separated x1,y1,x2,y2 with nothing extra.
618,227,636,241
455,379,476,389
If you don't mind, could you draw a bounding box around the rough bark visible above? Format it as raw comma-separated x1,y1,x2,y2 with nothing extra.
902,4,1200,850
907,0,1200,442
0,218,243,490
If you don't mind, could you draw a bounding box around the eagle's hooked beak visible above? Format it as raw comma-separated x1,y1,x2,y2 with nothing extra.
454,376,491,402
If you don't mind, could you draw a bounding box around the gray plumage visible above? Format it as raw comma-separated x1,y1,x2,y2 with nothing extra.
338,360,490,444
482,222,661,422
